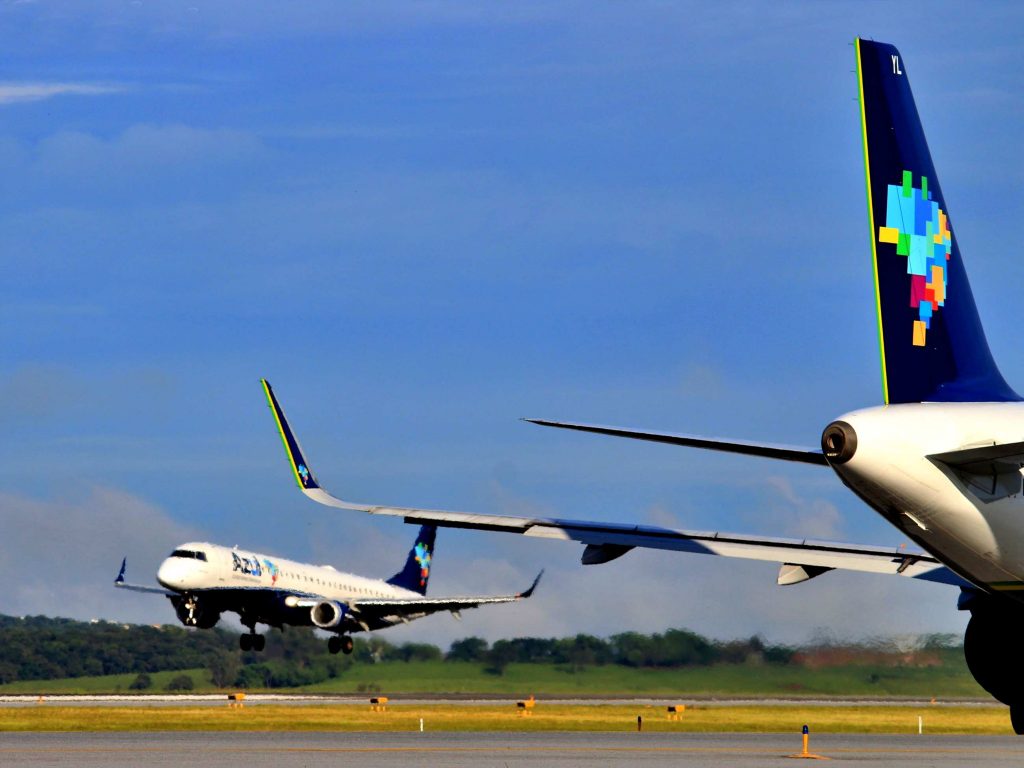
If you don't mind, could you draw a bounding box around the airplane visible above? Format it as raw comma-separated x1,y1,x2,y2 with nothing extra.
260,39,1024,731
114,526,542,654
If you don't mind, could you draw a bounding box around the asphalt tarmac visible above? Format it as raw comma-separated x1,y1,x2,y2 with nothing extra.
2,731,1024,767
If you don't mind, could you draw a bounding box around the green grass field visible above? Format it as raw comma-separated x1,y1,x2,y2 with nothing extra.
0,660,987,698
0,669,209,695
298,660,987,698
0,703,1010,734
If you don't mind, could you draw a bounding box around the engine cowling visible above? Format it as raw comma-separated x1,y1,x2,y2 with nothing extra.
311,600,348,629
172,595,221,629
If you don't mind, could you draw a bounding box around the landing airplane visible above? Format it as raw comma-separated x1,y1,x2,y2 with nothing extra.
114,526,541,654
261,40,1024,730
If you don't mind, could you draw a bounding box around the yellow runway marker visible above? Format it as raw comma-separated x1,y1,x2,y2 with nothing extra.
786,724,830,760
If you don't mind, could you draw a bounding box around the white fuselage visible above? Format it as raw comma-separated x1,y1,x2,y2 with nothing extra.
833,401,1024,592
156,542,420,602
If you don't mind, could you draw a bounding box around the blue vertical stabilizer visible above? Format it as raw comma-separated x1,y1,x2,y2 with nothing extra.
387,525,436,596
856,39,1019,404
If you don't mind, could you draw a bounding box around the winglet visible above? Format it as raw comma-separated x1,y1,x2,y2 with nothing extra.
115,557,127,585
261,379,321,491
519,569,544,599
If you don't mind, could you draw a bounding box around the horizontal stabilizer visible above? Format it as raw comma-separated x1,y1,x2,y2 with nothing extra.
524,419,828,465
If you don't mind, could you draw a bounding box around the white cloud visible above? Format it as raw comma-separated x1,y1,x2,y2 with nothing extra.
0,488,202,624
755,475,845,541
0,82,124,106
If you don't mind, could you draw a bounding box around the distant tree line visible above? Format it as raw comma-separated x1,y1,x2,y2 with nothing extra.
449,631,796,675
0,614,961,689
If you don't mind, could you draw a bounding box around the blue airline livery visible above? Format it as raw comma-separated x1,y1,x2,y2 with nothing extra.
115,525,541,655
258,41,1024,732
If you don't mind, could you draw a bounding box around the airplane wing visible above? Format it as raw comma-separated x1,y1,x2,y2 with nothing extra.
350,570,543,621
261,379,970,588
282,572,542,630
114,558,176,596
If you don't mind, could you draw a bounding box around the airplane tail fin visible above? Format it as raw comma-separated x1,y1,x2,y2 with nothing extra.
387,525,436,596
855,38,1018,404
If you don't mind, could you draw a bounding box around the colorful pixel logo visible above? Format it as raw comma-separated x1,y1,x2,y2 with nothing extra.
878,170,952,347
414,542,431,587
262,558,280,585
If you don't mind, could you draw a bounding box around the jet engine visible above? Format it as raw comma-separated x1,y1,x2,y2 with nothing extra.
311,600,348,629
172,595,220,629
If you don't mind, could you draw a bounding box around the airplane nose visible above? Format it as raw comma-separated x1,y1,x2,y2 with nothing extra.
157,559,187,589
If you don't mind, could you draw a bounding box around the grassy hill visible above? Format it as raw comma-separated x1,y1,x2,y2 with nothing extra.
0,614,985,698
0,659,985,698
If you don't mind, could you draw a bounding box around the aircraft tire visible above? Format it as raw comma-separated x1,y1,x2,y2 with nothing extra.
253,634,265,652
341,636,354,655
239,634,252,652
965,610,1024,706
327,635,342,655
1012,704,1024,736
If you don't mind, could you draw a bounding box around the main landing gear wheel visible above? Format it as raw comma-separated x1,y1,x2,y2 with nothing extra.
1012,704,1024,736
328,635,354,655
240,633,265,652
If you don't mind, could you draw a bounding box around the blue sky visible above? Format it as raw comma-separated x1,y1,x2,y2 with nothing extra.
3,1,1024,646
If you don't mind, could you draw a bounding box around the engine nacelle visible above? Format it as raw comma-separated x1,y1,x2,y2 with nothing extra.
172,595,220,629
311,600,348,629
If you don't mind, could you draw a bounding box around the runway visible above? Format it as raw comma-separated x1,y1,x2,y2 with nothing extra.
2,732,1024,767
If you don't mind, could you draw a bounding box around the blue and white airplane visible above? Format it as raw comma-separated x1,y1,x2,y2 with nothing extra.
262,40,1024,728
115,526,541,654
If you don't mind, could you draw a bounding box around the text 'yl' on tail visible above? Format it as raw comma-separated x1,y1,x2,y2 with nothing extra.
856,38,1018,405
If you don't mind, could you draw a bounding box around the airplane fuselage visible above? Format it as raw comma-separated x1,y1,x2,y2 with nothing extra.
157,542,419,605
829,402,1024,594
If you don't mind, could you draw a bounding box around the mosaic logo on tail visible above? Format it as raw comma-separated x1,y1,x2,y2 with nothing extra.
878,170,952,347
414,542,432,587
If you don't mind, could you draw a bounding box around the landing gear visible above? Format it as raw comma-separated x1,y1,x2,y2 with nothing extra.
240,632,265,652
328,635,354,655
1013,705,1024,736
173,595,220,629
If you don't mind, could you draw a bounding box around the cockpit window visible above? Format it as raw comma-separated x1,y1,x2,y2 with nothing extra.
170,549,208,562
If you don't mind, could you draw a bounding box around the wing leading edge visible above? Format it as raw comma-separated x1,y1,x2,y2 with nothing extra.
260,380,969,589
